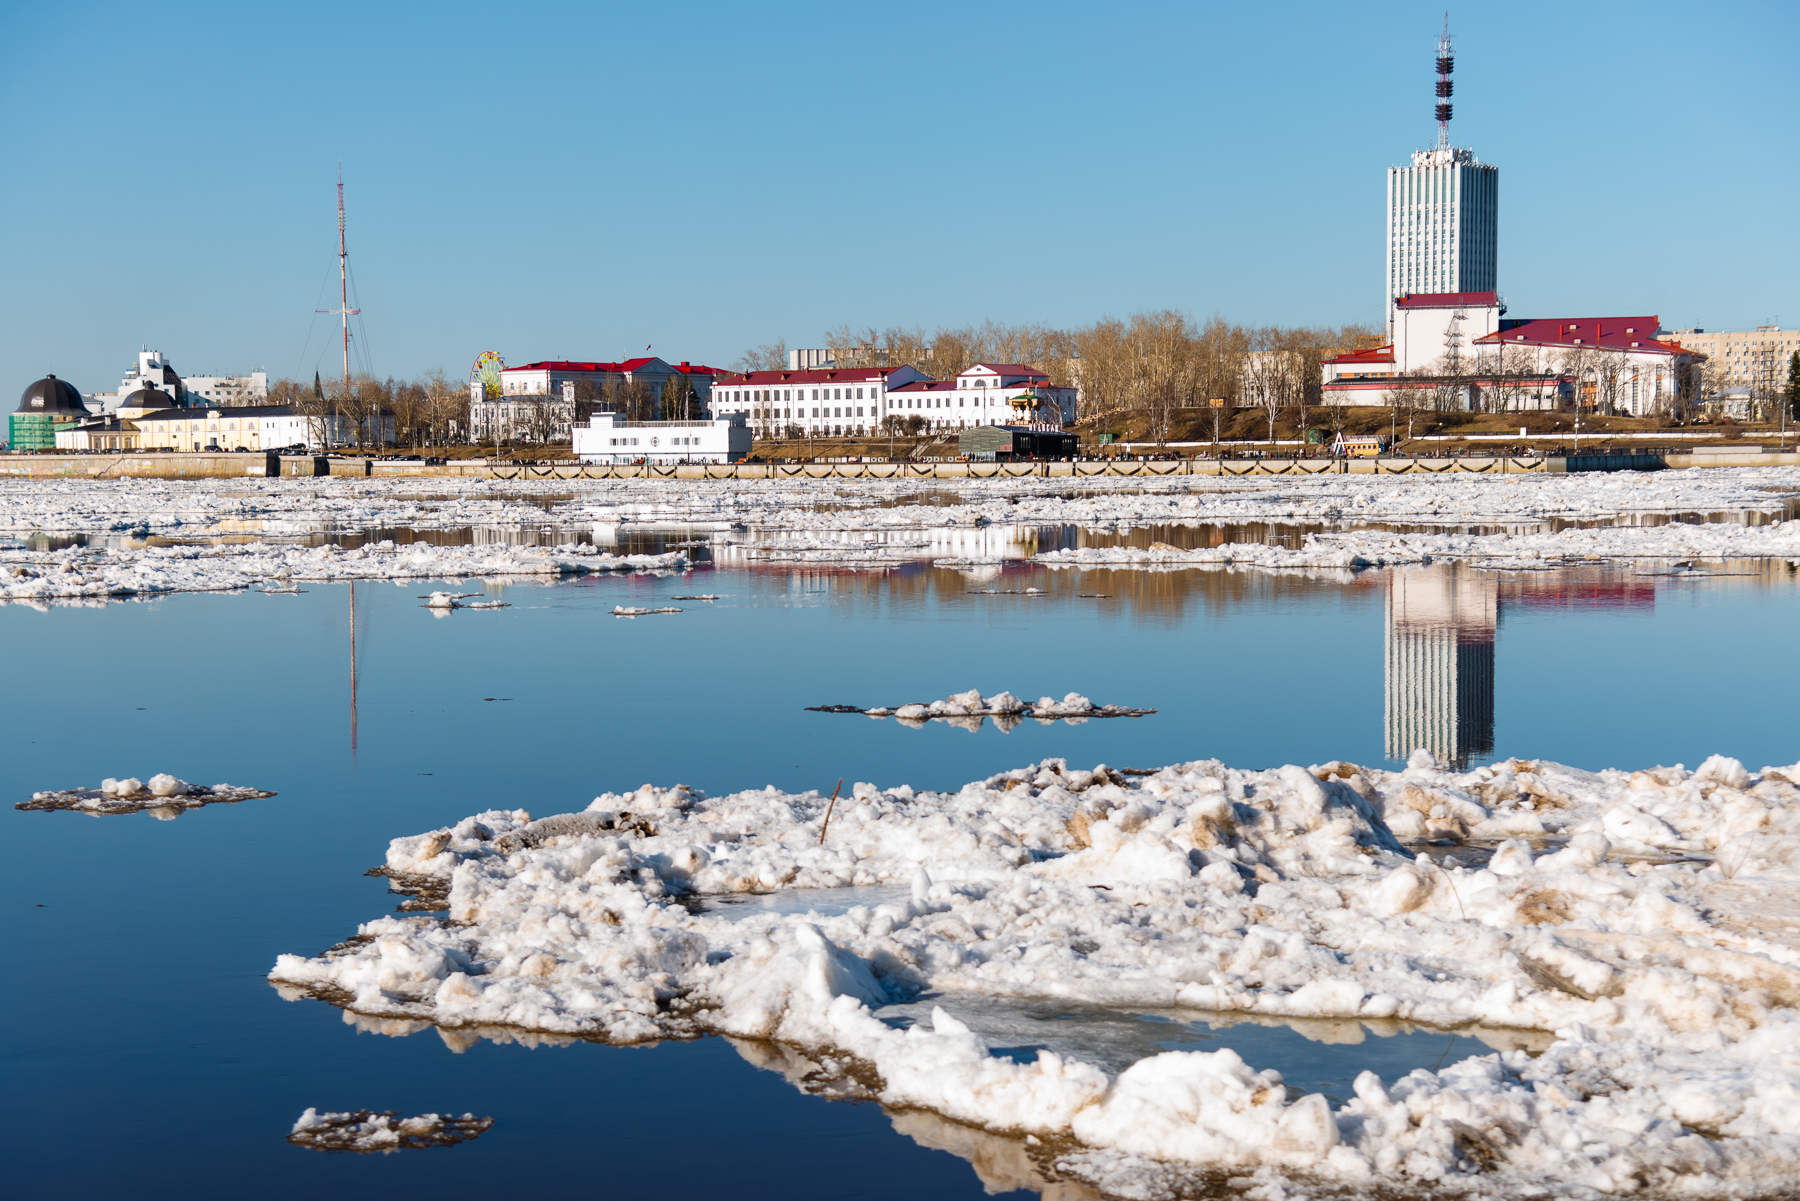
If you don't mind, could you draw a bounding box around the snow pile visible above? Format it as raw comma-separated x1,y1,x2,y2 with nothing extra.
287,1108,492,1153
271,751,1800,1195
0,541,687,604
19,777,275,816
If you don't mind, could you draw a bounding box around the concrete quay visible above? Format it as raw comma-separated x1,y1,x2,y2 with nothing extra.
0,449,1794,481
469,453,1671,480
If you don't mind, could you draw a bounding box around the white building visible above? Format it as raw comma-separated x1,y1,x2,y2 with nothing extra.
472,357,726,442
184,370,269,407
1387,148,1498,322
131,405,388,450
709,365,924,438
1470,315,1689,416
1659,327,1799,394
54,404,388,452
1323,293,1687,413
1385,23,1498,321
710,363,1073,438
572,411,752,464
87,348,187,414
888,364,1077,431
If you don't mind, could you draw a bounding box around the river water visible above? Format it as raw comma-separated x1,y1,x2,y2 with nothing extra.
5,552,1797,1198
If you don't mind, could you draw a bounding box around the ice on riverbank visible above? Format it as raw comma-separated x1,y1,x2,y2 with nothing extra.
19,776,275,817
287,1108,492,1153
0,541,687,605
271,750,1800,1197
4,467,1798,539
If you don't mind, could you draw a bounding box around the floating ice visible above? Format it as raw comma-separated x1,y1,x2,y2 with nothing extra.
287,1108,492,1153
269,750,1800,1194
810,689,1153,729
612,605,682,616
21,778,275,817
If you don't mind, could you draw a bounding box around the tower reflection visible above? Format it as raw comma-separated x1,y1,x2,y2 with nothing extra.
1384,565,1496,769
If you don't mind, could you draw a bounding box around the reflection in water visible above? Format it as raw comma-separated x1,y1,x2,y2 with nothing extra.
1384,565,1496,769
1384,566,1662,768
305,976,1538,1200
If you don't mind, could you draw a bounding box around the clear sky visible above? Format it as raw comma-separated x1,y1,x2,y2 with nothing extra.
2,0,1794,401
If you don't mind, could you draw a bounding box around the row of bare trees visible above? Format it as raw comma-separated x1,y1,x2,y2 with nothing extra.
741,314,1381,442
266,371,469,448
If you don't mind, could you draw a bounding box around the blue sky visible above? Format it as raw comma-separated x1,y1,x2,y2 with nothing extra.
2,0,1794,400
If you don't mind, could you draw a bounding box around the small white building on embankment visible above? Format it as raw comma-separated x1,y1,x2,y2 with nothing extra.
572,411,752,464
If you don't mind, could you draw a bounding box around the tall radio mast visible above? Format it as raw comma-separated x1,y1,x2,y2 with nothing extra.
316,165,360,400
1434,14,1455,148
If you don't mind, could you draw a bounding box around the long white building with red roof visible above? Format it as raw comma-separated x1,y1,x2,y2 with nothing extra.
709,362,1073,438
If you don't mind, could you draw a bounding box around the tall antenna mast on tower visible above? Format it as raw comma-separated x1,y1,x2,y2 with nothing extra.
1434,14,1455,148
316,164,360,403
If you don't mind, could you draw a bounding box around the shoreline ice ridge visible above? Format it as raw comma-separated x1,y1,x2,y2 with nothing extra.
0,541,688,604
271,750,1800,1197
2,467,1798,539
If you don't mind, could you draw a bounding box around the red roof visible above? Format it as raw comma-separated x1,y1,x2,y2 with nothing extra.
504,358,660,373
1394,291,1499,310
890,380,959,392
670,362,726,376
1473,317,1679,354
725,367,901,385
1322,345,1396,365
965,363,1048,378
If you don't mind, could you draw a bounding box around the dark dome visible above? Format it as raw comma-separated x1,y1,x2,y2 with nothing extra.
17,374,87,416
121,385,173,411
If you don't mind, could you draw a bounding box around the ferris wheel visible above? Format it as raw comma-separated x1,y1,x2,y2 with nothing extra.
471,351,505,398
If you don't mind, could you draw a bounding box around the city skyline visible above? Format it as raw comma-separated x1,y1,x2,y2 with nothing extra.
1,0,1793,405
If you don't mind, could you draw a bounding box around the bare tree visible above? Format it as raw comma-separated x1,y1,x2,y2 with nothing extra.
1390,373,1432,443
735,339,789,373
421,369,467,445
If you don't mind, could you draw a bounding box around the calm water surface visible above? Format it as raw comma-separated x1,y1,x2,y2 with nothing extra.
5,557,1797,1198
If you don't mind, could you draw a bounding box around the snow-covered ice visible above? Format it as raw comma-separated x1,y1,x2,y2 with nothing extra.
4,469,1800,593
287,1108,492,1152
820,689,1155,731
0,540,686,605
270,750,1800,1197
19,776,275,817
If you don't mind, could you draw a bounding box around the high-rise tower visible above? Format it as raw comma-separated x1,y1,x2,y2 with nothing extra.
1385,17,1497,326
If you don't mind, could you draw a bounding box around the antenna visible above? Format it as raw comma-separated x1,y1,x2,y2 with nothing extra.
315,164,361,409
1434,14,1454,148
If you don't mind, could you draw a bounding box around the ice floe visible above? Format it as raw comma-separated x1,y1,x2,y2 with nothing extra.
612,605,682,616
19,775,275,817
270,749,1800,1197
287,1108,492,1152
811,689,1155,731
